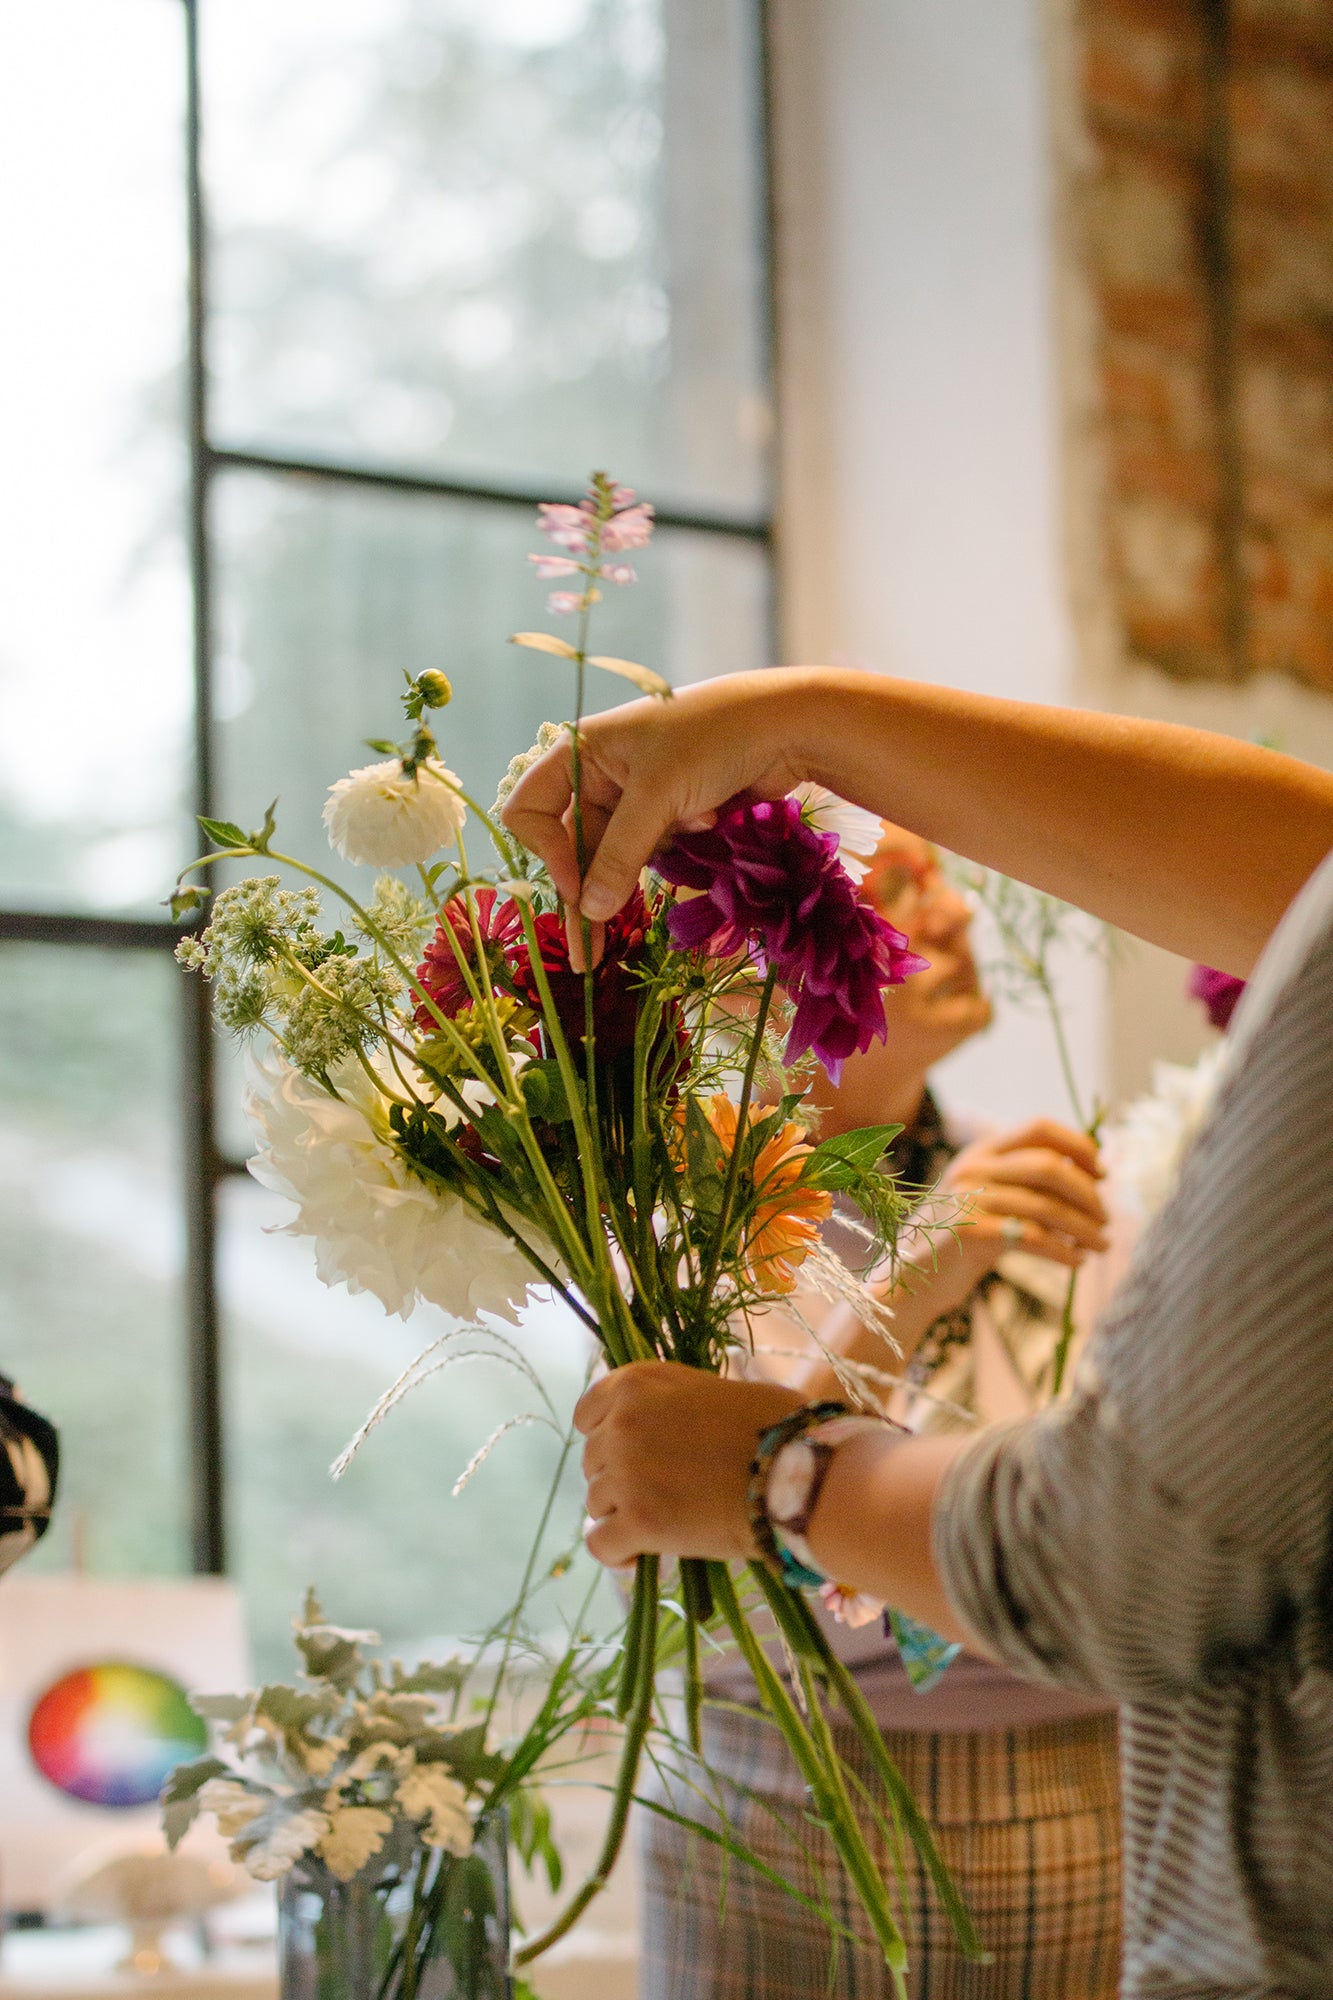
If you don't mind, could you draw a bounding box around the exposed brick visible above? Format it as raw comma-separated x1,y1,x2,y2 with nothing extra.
1073,0,1333,687
1083,18,1204,128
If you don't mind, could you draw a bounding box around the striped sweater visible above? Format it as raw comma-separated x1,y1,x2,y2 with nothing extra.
935,848,1333,1999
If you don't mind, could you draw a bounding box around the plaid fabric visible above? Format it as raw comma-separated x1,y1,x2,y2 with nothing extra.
640,1703,1121,1999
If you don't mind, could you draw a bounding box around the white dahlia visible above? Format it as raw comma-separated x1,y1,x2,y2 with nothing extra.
243,1044,546,1325
322,758,467,868
792,782,883,884
1106,1042,1227,1221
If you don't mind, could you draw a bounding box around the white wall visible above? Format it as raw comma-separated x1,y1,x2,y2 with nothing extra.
770,0,1103,1130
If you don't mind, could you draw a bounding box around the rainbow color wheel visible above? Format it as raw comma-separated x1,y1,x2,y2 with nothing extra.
27,1660,208,1808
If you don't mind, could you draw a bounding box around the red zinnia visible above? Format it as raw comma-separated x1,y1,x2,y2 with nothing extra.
415,888,526,1030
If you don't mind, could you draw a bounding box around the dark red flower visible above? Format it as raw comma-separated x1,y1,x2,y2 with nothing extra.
415,887,526,1029
1187,962,1246,1031
510,887,655,1062
657,795,928,1083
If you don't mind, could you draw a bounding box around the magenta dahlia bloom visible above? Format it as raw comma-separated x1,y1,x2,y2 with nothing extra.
657,796,929,1081
1188,962,1246,1031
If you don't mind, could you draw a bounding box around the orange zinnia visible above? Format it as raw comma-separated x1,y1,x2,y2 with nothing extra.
700,1095,832,1295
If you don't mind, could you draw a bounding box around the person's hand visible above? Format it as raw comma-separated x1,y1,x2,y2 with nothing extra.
500,671,821,937
575,1360,801,1567
938,1118,1108,1287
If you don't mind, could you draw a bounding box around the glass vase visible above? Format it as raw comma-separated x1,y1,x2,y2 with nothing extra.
278,1814,510,2000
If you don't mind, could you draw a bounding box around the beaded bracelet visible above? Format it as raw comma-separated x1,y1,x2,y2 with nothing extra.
749,1402,906,1592
746,1401,850,1588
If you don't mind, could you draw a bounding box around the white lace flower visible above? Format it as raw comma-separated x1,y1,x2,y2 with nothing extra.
395,1766,473,1854
1106,1043,1227,1220
792,783,883,884
197,1777,265,1842
318,1804,395,1882
242,1807,332,1882
323,758,467,868
243,1043,544,1324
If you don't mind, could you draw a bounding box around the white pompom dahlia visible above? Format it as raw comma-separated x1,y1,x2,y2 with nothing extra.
1106,1042,1227,1221
243,1045,547,1325
322,757,467,868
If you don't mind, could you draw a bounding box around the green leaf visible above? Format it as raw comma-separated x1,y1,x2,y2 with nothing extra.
197,816,249,851
160,1755,231,1848
471,1103,529,1170
389,1660,467,1696
519,1058,576,1125
253,1685,342,1735
509,631,578,660
189,1692,251,1724
683,1093,724,1189
805,1123,903,1181
586,654,671,699
250,799,279,852
365,738,400,756
415,1721,504,1788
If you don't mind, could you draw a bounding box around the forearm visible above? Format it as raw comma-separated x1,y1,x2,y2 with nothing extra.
786,670,1333,974
803,1425,984,1647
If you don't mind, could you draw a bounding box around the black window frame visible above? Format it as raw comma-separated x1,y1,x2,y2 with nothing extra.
0,0,779,1579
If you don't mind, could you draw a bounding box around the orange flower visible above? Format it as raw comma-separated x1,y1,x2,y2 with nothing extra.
700,1095,832,1294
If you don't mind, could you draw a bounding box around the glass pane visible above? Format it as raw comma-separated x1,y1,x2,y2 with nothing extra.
204,0,770,518
0,944,189,1574
0,2,192,915
207,465,768,1157
221,1178,600,1677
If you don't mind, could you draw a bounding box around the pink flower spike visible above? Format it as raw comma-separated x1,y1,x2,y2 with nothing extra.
547,590,585,615
529,553,582,579
538,502,593,552
601,503,655,552
600,563,636,586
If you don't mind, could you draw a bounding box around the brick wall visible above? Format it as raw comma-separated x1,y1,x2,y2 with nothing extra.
1070,0,1333,690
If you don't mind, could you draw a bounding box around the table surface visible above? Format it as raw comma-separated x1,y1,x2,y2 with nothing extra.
0,1930,277,1999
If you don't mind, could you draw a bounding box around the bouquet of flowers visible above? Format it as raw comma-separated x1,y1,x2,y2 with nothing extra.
172,473,979,1984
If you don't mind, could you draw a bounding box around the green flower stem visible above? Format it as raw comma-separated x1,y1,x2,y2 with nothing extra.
767,1574,985,1960
1039,979,1106,1399
706,1564,909,1990
615,1552,653,1721
678,1558,710,1757
408,857,598,1291
1050,1272,1080,1397
700,961,779,1303
513,1555,661,1967
512,895,648,1366
378,1845,434,2000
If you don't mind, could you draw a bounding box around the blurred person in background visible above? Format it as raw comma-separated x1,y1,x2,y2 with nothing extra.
641,824,1123,1998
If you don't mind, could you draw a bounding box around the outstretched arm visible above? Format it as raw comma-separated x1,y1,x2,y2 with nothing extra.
502,668,1333,973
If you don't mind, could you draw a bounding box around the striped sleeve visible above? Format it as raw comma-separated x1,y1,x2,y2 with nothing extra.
934,871,1333,1707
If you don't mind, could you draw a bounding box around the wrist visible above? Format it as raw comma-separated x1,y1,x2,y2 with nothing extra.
750,1403,905,1595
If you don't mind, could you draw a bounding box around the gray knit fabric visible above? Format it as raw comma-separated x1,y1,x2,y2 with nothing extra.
935,849,1333,1998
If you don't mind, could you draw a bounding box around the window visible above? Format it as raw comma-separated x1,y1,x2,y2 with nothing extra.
0,0,773,1671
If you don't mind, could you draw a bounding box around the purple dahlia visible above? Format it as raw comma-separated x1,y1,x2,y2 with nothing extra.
1187,962,1246,1031
657,794,928,1082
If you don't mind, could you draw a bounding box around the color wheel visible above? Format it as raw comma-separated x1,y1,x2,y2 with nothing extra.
27,1659,208,1808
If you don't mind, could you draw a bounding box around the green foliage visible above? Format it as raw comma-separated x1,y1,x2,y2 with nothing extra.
161,1756,231,1850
